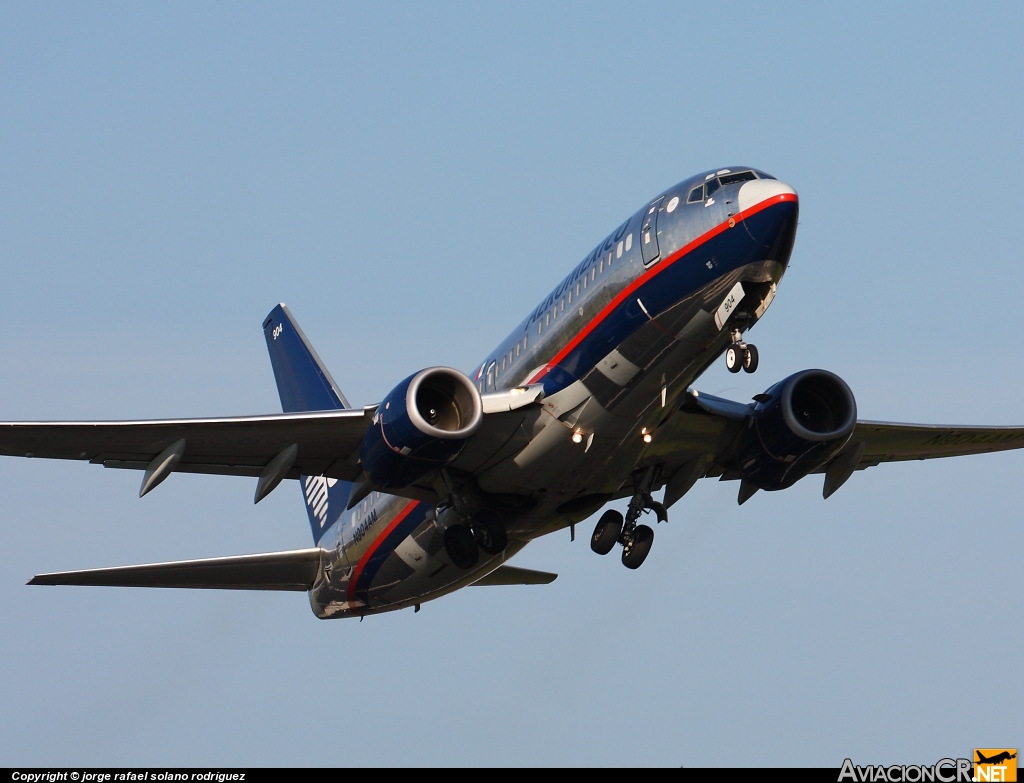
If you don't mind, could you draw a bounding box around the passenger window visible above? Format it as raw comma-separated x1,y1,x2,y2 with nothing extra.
617,241,623,258
546,313,551,326
688,185,704,203
599,259,604,274
523,334,528,349
515,343,520,357
537,321,542,335
591,267,596,281
583,276,587,289
560,298,565,311
568,290,573,305
576,282,581,296
625,234,633,251
705,178,721,198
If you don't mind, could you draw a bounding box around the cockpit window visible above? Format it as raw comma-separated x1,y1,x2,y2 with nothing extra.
719,170,757,186
705,178,721,198
687,185,704,203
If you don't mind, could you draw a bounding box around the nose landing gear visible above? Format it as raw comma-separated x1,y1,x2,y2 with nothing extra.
725,329,758,374
589,467,665,569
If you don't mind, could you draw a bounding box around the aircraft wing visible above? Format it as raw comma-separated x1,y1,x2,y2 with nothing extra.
28,548,321,590
638,392,1024,502
0,386,545,502
844,420,1024,468
0,409,374,482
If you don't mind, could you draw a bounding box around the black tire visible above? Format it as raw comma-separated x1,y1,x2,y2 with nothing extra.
621,525,654,569
742,344,759,374
473,514,508,555
725,345,742,373
590,509,623,555
444,525,479,569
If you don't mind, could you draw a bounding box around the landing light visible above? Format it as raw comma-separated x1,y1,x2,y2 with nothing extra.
572,431,583,444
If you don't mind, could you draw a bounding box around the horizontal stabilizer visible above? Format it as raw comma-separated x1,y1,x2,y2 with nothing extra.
28,549,321,591
472,565,557,586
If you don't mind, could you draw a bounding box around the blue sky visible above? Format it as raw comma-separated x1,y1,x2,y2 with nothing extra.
1,2,1021,766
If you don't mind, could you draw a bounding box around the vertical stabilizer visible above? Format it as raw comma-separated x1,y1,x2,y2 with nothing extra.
262,304,353,544
263,304,350,413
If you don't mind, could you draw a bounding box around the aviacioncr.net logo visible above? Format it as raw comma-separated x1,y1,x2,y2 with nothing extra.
839,758,973,783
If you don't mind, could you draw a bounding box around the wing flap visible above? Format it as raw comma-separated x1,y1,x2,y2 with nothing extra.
28,549,321,590
472,565,557,586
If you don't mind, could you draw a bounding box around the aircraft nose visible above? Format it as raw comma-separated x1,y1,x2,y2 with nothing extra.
737,178,797,215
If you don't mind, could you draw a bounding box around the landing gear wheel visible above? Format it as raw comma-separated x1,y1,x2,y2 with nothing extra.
444,525,479,569
621,525,654,569
591,509,623,555
472,514,508,555
742,344,759,374
725,345,743,373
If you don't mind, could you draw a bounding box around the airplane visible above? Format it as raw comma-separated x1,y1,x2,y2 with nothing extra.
976,752,1017,765
7,166,1024,619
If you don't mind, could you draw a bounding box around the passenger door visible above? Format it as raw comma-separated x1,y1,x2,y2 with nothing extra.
641,196,664,266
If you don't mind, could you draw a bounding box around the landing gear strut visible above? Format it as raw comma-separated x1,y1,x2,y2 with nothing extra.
725,328,758,374
589,467,666,569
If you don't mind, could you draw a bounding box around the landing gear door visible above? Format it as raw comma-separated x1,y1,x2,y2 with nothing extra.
641,196,665,266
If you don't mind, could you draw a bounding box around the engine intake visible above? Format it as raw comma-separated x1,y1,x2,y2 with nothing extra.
738,369,856,491
360,367,483,489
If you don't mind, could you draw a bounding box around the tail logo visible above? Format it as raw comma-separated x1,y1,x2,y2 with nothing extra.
303,475,337,529
272,323,284,340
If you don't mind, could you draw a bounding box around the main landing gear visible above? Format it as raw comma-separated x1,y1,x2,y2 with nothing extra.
725,328,758,374
590,468,666,569
443,512,508,570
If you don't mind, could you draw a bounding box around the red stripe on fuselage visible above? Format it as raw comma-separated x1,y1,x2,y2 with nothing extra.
347,499,420,602
526,192,798,384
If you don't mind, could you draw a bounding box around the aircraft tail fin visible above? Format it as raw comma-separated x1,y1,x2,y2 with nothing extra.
262,304,353,544
263,304,351,413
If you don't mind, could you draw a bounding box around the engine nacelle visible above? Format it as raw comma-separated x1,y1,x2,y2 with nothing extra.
360,367,483,489
737,369,857,491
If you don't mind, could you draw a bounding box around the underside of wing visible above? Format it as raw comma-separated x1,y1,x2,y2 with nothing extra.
28,549,322,590
0,409,373,481
630,389,1024,506
847,420,1024,468
471,565,557,586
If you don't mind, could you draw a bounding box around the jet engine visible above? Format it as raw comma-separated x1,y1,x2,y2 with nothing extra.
737,369,857,491
359,367,483,489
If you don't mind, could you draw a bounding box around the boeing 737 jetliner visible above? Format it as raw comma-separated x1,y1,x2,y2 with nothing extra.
6,167,1024,618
